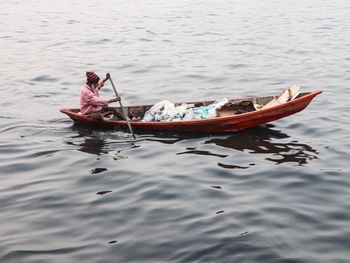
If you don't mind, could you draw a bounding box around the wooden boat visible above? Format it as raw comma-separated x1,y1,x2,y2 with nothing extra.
60,90,322,133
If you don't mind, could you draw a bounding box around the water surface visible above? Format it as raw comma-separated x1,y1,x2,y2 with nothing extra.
1,1,350,262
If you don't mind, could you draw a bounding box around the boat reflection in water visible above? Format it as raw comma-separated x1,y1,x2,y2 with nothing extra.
66,125,109,155
66,124,136,159
204,124,319,165
66,123,318,167
144,124,319,166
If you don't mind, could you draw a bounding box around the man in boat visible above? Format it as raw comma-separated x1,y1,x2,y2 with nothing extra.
80,72,124,120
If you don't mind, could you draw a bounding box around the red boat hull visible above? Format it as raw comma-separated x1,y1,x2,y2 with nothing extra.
60,90,322,133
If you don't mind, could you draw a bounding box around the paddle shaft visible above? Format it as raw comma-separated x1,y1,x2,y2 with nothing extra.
108,75,136,139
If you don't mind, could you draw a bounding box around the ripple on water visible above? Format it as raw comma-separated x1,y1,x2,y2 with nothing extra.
90,168,108,174
30,75,60,82
2,246,88,263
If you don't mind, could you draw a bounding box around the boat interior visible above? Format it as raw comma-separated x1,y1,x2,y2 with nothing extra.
70,91,309,122
117,91,308,121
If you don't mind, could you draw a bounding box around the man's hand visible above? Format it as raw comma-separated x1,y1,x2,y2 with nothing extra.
109,97,121,103
103,73,111,84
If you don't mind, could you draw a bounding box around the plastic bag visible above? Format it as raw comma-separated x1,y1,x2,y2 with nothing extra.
142,100,175,122
170,103,188,121
142,98,228,122
183,98,228,121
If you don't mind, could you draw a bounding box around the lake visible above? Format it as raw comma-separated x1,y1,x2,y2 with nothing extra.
1,0,350,262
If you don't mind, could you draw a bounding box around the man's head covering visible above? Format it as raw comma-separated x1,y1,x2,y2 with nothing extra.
86,72,100,84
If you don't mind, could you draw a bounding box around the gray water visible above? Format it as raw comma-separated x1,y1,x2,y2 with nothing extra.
1,0,350,262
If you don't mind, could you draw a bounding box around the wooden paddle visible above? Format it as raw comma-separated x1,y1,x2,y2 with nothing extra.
108,74,136,139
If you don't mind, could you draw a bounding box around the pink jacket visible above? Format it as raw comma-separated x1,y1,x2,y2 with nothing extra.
80,81,109,114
